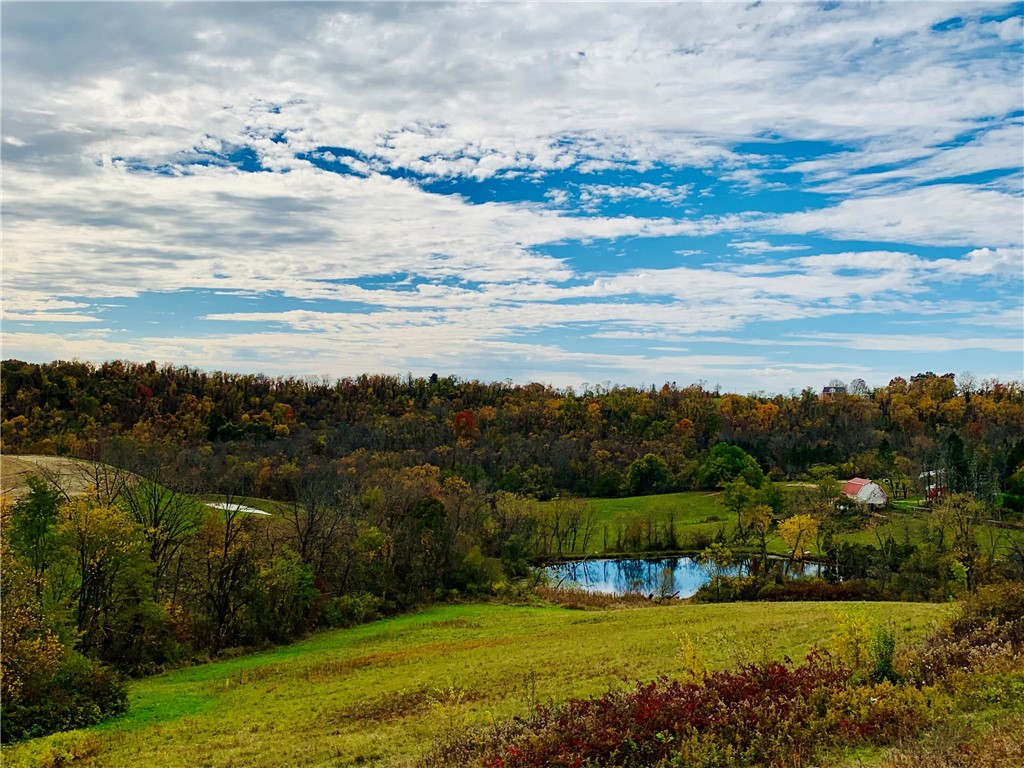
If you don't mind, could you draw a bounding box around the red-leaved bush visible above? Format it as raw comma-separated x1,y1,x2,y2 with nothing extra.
424,650,934,768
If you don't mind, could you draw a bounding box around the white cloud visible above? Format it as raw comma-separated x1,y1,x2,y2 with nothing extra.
790,332,1022,354
577,182,691,212
2,313,99,323
730,240,810,255
1,2,1021,391
766,185,1023,247
931,247,1023,277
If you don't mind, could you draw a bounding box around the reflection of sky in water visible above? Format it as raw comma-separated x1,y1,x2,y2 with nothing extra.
544,558,821,598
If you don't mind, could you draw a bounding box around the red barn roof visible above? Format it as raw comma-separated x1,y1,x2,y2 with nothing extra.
840,477,888,508
841,478,871,496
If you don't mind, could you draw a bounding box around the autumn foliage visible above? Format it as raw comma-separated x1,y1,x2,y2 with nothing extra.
425,651,935,768
2,361,1021,504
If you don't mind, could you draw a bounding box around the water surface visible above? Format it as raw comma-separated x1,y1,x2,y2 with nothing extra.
544,556,821,598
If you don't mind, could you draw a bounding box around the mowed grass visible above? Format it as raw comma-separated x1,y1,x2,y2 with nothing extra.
583,492,727,527
4,600,949,768
546,491,730,555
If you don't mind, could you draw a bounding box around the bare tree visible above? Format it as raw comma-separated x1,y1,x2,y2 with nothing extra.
120,476,202,599
34,456,129,505
848,378,869,396
194,489,259,649
281,466,361,583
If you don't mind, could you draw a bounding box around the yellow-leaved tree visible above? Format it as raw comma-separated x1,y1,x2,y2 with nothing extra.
778,513,819,561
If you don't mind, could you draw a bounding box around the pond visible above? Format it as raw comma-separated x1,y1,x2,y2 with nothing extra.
543,556,823,599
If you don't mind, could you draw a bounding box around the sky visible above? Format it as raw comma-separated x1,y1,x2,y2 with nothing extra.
2,2,1022,394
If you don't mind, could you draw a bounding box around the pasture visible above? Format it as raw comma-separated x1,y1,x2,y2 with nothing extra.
3,600,948,768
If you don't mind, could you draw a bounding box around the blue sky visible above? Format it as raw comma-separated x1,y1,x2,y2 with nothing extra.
2,2,1022,393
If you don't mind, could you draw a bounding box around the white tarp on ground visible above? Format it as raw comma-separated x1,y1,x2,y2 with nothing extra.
206,502,271,516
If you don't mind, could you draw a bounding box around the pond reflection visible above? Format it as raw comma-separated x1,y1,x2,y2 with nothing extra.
543,557,822,599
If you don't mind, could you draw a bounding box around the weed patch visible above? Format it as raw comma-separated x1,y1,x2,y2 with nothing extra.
534,585,664,610
2,730,102,768
874,717,1024,768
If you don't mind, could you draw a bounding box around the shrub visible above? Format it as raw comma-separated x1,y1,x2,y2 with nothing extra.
534,585,656,610
451,546,505,593
693,576,881,604
870,625,901,684
953,582,1024,636
1,651,128,742
692,574,759,603
758,578,881,602
906,582,1024,686
423,650,939,768
321,593,384,628
2,730,102,768
825,681,940,743
877,717,1024,768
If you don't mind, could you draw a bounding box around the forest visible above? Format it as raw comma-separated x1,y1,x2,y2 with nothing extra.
3,360,1023,501
2,359,1023,743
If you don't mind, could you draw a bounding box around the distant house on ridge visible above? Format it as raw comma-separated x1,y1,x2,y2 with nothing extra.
840,478,888,509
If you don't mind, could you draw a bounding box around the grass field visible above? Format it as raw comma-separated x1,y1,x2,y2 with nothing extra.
541,489,1023,559
2,600,949,768
542,491,731,556
197,493,292,516
0,454,109,500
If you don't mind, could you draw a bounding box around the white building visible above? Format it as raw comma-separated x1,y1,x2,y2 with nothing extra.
840,478,888,509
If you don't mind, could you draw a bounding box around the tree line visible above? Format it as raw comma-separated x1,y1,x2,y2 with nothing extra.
3,360,1023,505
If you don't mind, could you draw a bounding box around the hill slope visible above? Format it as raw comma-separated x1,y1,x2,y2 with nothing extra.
0,454,101,499
3,600,948,767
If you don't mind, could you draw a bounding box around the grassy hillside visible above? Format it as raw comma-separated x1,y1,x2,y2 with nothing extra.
539,491,729,556
2,600,948,768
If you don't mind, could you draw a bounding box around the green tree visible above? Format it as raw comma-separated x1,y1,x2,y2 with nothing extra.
244,547,317,643
120,477,202,599
624,454,673,496
742,504,774,565
188,502,259,650
934,493,987,587
698,444,762,489
698,542,735,601
8,476,62,593
722,477,758,541
1,500,129,741
58,498,151,658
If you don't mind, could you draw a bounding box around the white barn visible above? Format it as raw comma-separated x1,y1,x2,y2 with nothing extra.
840,478,888,509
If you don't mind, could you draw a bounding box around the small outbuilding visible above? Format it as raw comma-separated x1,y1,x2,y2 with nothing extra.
840,478,888,509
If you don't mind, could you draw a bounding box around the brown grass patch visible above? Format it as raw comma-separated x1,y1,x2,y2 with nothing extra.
535,585,677,610
322,688,434,725
215,638,514,690
874,717,1024,768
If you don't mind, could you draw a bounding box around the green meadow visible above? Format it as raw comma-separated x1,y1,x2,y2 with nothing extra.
545,491,730,556
582,491,727,530
541,490,1023,559
3,600,948,768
